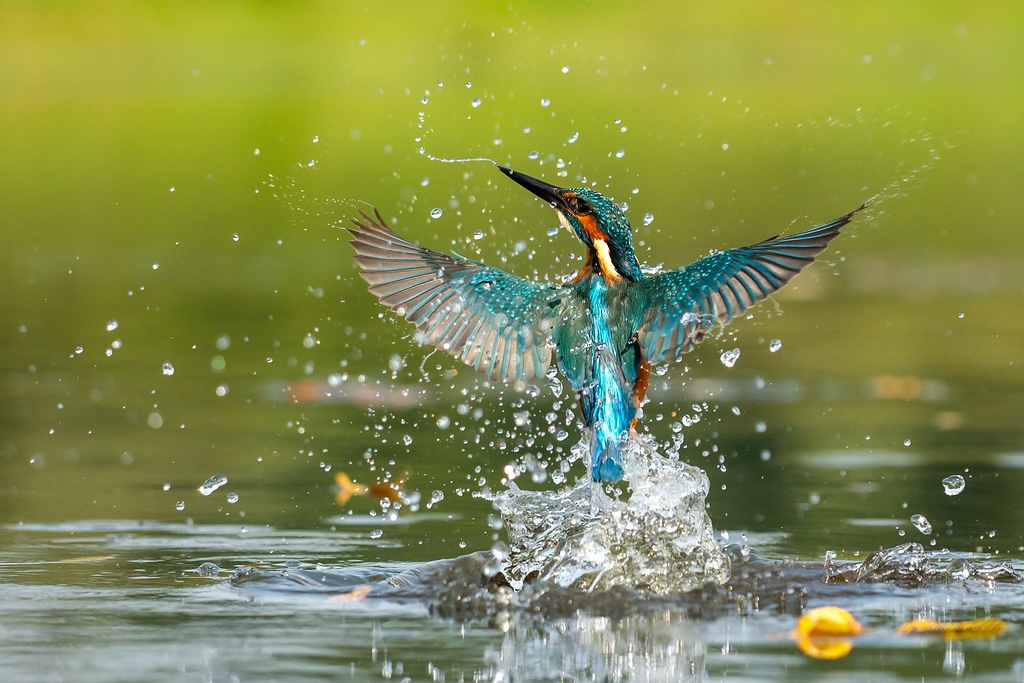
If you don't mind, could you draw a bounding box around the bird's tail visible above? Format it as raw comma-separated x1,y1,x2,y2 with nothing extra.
591,427,625,483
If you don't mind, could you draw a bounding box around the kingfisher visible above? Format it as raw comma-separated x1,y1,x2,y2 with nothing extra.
349,165,862,483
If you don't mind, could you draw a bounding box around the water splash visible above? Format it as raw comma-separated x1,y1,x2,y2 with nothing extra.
424,153,498,165
825,543,1024,585
494,435,729,594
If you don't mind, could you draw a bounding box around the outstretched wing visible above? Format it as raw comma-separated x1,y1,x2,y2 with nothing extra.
638,205,864,364
348,210,564,385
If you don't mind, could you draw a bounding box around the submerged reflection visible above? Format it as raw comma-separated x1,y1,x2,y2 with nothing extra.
487,613,707,683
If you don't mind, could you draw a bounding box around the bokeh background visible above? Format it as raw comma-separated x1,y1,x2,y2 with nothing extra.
1,2,1022,561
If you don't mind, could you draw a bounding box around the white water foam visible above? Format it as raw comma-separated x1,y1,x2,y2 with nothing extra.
495,434,730,594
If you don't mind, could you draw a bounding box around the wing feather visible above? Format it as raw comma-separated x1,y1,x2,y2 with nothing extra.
349,210,565,386
639,205,863,363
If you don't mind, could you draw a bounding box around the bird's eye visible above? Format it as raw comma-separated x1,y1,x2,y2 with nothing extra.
575,199,591,215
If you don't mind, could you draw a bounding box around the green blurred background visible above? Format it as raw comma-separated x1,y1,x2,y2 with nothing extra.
1,1,1022,560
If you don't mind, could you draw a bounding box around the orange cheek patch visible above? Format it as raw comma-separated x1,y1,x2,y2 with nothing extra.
577,214,606,243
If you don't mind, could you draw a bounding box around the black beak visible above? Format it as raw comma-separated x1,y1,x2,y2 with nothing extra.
496,165,566,209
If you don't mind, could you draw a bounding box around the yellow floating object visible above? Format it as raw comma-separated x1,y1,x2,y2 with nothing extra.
792,606,863,660
334,472,368,506
795,606,864,638
897,617,1007,639
796,636,853,660
334,471,407,506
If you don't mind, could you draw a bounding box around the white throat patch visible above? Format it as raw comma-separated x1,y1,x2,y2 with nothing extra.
593,239,623,282
557,210,574,235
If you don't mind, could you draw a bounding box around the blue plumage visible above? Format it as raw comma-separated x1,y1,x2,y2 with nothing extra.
349,167,863,482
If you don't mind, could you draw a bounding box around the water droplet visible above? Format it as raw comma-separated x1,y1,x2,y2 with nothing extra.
615,149,625,158
162,482,171,491
904,438,912,446
540,98,550,107
465,81,472,88
430,208,443,219
568,132,579,144
731,406,740,416
769,339,782,353
232,233,239,242
175,501,185,511
528,151,539,160
436,415,450,429
227,492,239,504
197,562,220,576
388,354,404,374
162,361,175,376
426,490,444,509
471,98,482,108
216,334,230,351
942,474,966,496
643,213,654,226
402,434,413,446
546,226,559,237
561,66,570,74
198,474,228,496
147,412,163,429
911,514,933,535
720,348,740,368
754,421,767,433
215,384,228,397
760,449,771,461
106,320,118,332
369,529,383,539
253,148,260,155
722,143,729,151
473,230,485,240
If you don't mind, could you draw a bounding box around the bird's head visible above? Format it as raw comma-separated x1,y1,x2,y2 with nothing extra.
498,165,643,282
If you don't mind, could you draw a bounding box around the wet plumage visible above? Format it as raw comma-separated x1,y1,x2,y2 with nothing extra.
349,165,863,483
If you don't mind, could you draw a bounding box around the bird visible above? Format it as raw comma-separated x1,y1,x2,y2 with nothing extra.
348,164,863,483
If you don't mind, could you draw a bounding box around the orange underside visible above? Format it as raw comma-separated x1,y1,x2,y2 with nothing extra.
631,359,651,429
